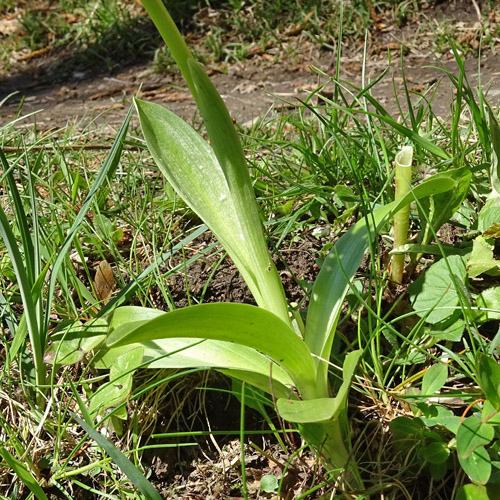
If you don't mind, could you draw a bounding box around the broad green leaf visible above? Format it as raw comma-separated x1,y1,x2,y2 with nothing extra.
439,416,462,435
457,417,494,457
419,403,454,421
422,441,450,464
457,416,494,484
109,306,165,329
276,350,361,423
478,355,500,410
0,448,48,500
89,347,143,416
456,484,496,500
90,306,294,398
260,474,279,493
467,236,500,278
458,446,492,485
44,319,107,365
277,398,342,424
475,288,500,324
429,459,448,481
422,364,448,395
425,415,461,435
102,306,294,396
306,174,458,392
71,413,162,500
390,416,425,437
138,2,288,322
134,98,288,325
106,303,320,399
425,316,464,342
408,255,466,324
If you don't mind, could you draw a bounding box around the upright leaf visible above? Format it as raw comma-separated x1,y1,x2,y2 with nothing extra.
416,167,471,249
422,364,448,395
135,98,289,324
478,355,500,411
276,350,362,423
305,175,457,392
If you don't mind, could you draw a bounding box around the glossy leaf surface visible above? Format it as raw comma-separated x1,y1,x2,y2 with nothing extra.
106,303,319,399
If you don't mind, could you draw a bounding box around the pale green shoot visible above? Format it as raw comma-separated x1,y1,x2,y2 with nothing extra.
392,145,413,284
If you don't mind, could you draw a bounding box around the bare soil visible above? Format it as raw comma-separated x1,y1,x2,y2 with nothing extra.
1,1,500,133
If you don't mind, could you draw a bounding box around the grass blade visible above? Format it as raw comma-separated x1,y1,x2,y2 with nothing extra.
44,105,133,339
70,413,162,500
0,448,48,500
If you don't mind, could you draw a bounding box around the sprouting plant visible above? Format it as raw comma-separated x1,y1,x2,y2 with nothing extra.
391,145,413,284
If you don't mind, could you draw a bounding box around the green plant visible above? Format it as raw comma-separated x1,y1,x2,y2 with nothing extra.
54,1,473,492
391,145,413,284
384,76,500,498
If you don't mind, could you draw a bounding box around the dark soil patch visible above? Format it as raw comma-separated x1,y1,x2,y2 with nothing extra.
157,232,321,310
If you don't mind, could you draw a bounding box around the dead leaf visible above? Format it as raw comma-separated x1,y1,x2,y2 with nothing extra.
483,223,500,239
61,13,78,24
94,260,115,304
0,17,19,36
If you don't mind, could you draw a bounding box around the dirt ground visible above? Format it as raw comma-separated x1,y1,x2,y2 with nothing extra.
1,0,500,132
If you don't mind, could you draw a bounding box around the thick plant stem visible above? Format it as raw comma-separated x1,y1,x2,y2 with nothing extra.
141,0,195,94
391,146,413,284
301,419,363,491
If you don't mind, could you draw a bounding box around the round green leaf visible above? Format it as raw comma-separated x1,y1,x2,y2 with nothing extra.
422,441,450,464
422,363,448,396
458,446,492,485
457,417,494,458
457,416,494,485
260,474,278,493
408,255,466,324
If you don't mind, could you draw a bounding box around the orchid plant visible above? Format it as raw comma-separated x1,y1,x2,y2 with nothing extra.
54,0,466,490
